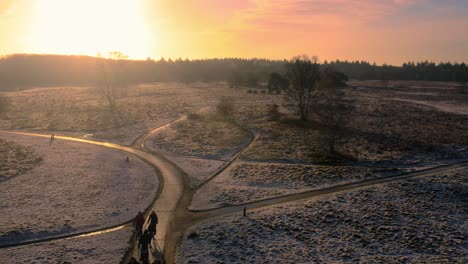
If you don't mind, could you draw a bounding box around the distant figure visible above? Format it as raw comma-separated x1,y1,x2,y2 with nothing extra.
125,156,130,162
49,132,55,145
139,230,151,264
148,211,158,240
128,257,140,264
134,211,145,238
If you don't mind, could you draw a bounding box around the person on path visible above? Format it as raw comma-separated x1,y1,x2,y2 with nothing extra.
134,211,145,238
49,132,55,144
139,230,151,264
148,211,158,240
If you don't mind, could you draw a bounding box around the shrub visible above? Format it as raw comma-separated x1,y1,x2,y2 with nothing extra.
268,104,281,121
216,96,235,120
0,94,11,116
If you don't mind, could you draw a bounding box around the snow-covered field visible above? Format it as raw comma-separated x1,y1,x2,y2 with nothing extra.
179,167,467,263
0,227,133,263
190,161,412,210
0,138,42,181
147,110,250,160
393,98,468,116
162,155,226,187
0,83,253,145
0,133,158,245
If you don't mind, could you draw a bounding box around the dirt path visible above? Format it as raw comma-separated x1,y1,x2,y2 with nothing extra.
0,131,186,262
191,160,468,215
161,157,467,263
2,128,467,264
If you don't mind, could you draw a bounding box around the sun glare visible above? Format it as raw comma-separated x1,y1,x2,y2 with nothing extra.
27,0,152,59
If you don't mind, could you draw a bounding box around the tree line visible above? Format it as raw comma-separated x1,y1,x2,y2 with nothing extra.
0,54,467,91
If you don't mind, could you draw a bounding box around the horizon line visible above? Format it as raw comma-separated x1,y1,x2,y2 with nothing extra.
1,53,467,67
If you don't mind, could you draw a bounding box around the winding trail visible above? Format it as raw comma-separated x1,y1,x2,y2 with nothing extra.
190,160,468,216
0,130,186,259
135,124,468,263
1,127,467,263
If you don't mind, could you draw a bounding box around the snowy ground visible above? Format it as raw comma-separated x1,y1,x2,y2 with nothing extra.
0,138,42,181
0,133,158,245
237,80,468,165
393,98,468,116
147,110,250,160
179,167,467,263
0,226,133,263
0,83,251,145
190,161,413,210
162,155,226,187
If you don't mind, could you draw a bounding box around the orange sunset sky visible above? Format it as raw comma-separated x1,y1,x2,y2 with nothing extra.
1,0,467,65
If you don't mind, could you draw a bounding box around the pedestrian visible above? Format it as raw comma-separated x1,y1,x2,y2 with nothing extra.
148,211,158,240
134,211,145,238
139,230,151,264
49,132,55,144
125,156,130,162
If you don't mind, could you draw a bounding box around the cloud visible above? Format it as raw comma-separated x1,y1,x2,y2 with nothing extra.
228,0,403,32
217,0,468,63
392,0,420,5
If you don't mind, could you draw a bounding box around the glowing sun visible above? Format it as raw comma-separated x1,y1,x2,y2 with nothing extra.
27,0,152,59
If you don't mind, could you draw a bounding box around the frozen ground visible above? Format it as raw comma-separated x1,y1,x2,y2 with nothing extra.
393,98,468,116
147,110,250,160
190,162,412,210
179,167,467,263
162,155,226,187
0,226,133,263
0,138,42,181
0,133,158,245
0,83,247,145
237,80,468,165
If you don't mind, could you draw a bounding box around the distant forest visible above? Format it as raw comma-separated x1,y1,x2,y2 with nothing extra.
0,54,467,91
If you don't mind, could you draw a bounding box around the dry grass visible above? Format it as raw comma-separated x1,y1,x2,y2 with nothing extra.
180,168,467,263
237,80,468,165
149,109,250,159
0,138,42,180
0,80,466,162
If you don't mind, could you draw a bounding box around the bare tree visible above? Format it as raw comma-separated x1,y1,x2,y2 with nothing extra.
314,69,350,156
95,58,128,110
284,55,321,121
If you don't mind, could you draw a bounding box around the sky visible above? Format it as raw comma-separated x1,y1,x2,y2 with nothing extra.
0,0,467,65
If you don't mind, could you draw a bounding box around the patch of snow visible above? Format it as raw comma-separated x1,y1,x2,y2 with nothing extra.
0,133,158,245
162,155,226,187
179,168,467,263
189,161,407,210
393,98,468,115
0,226,133,263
